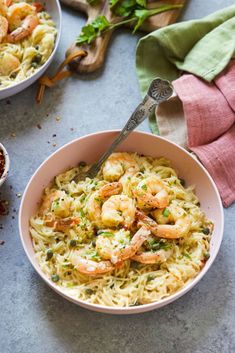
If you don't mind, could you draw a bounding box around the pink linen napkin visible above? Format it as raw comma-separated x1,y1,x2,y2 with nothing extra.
173,60,235,207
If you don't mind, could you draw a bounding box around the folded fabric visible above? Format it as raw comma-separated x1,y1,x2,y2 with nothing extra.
191,125,235,208
173,61,235,147
135,6,235,207
172,61,235,207
136,5,235,96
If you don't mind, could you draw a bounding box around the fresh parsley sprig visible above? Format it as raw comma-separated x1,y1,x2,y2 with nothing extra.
76,1,182,45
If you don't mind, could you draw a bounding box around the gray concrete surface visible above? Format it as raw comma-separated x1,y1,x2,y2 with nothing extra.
0,1,235,352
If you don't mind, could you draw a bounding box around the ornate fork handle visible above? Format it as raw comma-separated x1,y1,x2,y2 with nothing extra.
76,78,173,181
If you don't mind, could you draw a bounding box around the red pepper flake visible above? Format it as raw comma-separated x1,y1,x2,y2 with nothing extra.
0,200,8,216
37,124,42,130
0,149,5,178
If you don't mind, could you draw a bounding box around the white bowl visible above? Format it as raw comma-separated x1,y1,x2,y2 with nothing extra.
0,0,62,100
19,130,224,314
0,143,10,187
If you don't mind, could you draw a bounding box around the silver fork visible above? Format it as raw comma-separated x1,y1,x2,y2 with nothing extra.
74,78,173,182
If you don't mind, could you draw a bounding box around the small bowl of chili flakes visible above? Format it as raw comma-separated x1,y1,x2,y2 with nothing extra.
0,143,10,188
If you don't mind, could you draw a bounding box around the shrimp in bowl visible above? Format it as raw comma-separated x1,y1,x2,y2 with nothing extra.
29,151,213,308
0,0,57,89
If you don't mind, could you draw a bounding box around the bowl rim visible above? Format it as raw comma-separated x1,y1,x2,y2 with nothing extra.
19,130,224,314
0,142,10,187
0,0,62,94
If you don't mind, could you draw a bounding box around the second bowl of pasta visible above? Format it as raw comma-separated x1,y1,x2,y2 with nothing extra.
0,0,61,100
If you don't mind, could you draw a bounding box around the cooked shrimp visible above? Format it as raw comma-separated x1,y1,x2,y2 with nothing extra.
131,248,173,264
8,2,36,29
134,176,169,209
102,152,139,182
0,52,20,76
96,227,151,264
6,2,41,42
87,182,122,227
70,252,114,276
136,207,190,239
0,0,8,16
0,14,8,42
101,194,136,228
44,215,80,232
31,2,44,12
7,14,39,42
39,190,72,218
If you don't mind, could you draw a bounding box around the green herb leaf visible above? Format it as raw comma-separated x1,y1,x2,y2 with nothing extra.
99,231,114,237
141,184,147,191
92,15,110,31
136,0,146,8
147,239,172,251
109,0,120,8
133,5,182,33
77,24,97,44
113,0,136,17
90,252,99,260
183,252,191,260
77,16,111,45
163,208,170,217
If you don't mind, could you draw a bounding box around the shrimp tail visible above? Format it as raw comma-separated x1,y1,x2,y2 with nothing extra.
7,14,39,42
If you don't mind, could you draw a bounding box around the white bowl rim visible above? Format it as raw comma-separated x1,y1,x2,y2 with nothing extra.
0,142,10,187
19,130,224,314
0,0,62,94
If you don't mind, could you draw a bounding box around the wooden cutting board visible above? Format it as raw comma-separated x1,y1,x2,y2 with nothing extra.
60,0,186,73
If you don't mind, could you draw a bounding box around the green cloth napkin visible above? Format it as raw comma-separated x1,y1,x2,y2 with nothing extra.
136,5,235,97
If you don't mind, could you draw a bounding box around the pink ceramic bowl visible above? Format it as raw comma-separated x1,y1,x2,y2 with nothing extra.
19,130,224,314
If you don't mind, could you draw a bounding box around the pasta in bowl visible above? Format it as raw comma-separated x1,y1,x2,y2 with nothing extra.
30,152,213,307
0,0,61,99
19,131,224,314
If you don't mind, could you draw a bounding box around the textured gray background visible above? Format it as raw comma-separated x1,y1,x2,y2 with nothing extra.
0,1,235,352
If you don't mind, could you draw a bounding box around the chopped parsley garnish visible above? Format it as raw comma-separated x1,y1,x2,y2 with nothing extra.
141,184,147,191
146,239,172,251
183,252,191,260
99,231,114,237
80,209,85,217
